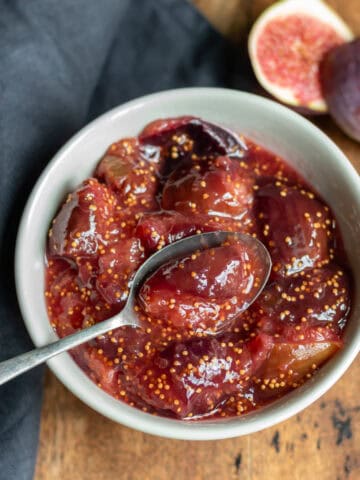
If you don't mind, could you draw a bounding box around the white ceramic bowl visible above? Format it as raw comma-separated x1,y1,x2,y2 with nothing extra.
15,88,360,440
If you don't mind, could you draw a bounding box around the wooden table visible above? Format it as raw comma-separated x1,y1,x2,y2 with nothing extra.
35,1,360,479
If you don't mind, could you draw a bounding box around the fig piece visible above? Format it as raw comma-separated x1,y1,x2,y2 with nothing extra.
258,340,341,382
96,137,160,213
252,265,351,334
96,237,145,305
45,259,102,336
135,210,251,253
128,333,273,418
138,240,270,335
139,116,246,159
81,347,120,394
135,211,221,253
255,182,333,277
48,179,116,260
248,0,353,112
162,156,254,219
320,38,360,142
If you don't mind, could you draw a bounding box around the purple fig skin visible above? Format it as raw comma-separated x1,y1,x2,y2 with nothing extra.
320,39,360,142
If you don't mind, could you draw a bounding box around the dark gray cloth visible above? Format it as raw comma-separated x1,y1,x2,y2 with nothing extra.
0,1,253,478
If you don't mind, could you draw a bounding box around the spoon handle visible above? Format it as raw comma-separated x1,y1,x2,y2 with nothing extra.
0,312,131,386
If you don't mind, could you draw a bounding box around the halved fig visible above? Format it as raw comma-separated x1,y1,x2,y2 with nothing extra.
48,179,116,260
320,38,360,142
255,182,333,277
138,240,269,334
139,116,246,159
162,156,254,219
248,0,353,112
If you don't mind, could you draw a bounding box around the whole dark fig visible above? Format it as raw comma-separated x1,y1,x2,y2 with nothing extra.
320,39,360,142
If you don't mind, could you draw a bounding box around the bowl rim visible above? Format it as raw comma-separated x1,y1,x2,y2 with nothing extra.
15,87,360,440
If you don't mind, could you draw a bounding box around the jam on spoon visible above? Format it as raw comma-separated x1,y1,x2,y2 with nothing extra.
0,232,271,386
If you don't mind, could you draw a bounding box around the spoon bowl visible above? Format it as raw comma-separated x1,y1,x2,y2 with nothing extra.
0,231,271,386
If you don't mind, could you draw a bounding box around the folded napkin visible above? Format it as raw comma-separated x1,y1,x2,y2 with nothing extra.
0,1,253,478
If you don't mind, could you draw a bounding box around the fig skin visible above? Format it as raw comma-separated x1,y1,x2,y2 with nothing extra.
255,85,327,117
320,39,360,142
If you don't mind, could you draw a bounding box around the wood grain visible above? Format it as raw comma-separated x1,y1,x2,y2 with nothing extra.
35,1,360,479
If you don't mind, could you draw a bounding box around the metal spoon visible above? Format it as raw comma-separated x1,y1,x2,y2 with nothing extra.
0,231,271,386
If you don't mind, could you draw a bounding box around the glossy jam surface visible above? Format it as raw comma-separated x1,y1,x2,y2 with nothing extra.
139,238,269,336
45,116,351,420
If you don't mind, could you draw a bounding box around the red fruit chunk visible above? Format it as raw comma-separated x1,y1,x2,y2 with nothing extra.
258,341,341,385
75,211,142,287
247,332,275,371
256,182,332,277
251,335,341,403
139,241,269,334
81,347,120,394
48,179,116,260
131,334,272,418
246,140,301,186
46,260,89,335
280,322,342,344
136,210,250,253
139,116,246,159
253,265,350,334
136,211,209,253
96,138,160,212
162,156,254,219
96,238,144,304
76,257,99,287
46,258,123,335
139,116,195,141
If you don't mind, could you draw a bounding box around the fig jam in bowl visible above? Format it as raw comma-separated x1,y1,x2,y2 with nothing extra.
15,88,360,439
